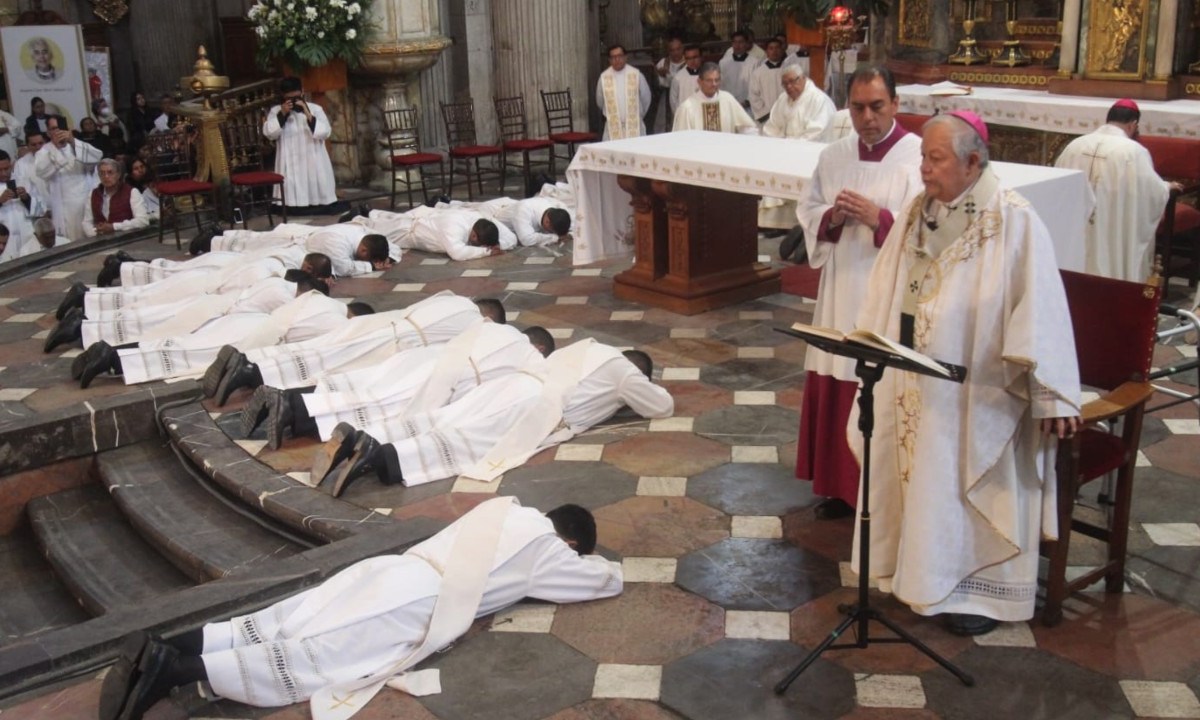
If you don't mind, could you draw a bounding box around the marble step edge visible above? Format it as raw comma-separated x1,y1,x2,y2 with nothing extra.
97,440,307,584
161,402,394,543
27,484,193,617
0,516,446,701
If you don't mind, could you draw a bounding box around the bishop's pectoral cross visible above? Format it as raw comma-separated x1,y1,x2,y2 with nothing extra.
1080,146,1107,224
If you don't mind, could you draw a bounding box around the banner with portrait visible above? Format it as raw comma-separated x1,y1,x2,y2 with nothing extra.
1,25,90,133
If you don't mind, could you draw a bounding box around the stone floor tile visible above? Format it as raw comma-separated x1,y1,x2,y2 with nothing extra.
0,297,15,306
461,268,492,277
662,381,732,416
855,673,926,709
738,346,776,359
972,621,1037,648
1138,449,1152,467
677,537,840,611
4,313,43,322
420,258,449,265
1164,419,1200,434
1144,522,1200,546
391,282,426,292
662,367,700,381
499,461,637,512
555,444,605,462
725,610,791,640
542,699,685,720
732,515,783,539
739,311,774,320
508,311,521,321
593,496,729,558
40,271,74,280
636,476,688,496
648,417,693,432
604,432,729,477
610,311,644,321
838,561,879,589
60,348,83,358
233,439,267,456
285,471,315,487
0,388,36,401
451,476,501,493
1120,680,1200,718
525,256,556,265
688,463,815,517
573,268,602,276
491,602,557,633
506,281,539,291
558,296,588,304
592,664,662,700
549,327,575,339
731,445,779,463
622,557,677,583
733,390,776,404
670,328,706,339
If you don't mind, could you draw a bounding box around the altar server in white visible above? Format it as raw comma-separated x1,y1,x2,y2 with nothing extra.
263,77,338,211
758,65,838,230
792,67,923,519
35,116,100,241
595,44,651,141
1054,98,1173,282
669,44,704,113
748,37,787,122
99,498,622,720
854,110,1080,636
672,63,758,134
717,30,760,108
13,130,49,218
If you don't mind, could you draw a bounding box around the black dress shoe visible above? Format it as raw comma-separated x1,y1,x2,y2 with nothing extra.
330,433,379,498
943,613,999,637
98,631,151,720
80,341,118,389
56,281,88,320
202,345,238,398
72,343,97,380
116,639,180,720
779,225,805,263
814,497,855,520
114,250,140,264
376,442,405,485
264,386,294,450
239,385,272,437
44,307,84,353
187,224,220,256
96,259,123,288
214,353,262,406
312,422,360,486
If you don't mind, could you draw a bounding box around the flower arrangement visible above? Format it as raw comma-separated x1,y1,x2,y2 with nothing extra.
248,0,373,70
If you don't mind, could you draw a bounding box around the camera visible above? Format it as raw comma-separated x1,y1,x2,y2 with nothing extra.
291,103,305,113
5,180,15,192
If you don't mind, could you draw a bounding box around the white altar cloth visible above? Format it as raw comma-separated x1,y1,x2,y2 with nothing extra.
568,130,1088,272
898,84,1200,138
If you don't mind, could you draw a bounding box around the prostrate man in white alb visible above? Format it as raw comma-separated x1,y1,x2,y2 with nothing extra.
35,115,100,242
748,37,787,123
348,205,506,261
791,67,923,521
195,222,395,278
99,498,623,720
595,44,651,141
1054,98,1174,282
672,63,758,134
441,196,573,247
263,77,339,214
854,110,1080,637
82,159,150,238
669,44,703,117
717,30,760,110
654,35,687,130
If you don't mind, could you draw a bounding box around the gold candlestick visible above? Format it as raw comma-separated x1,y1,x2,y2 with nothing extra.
948,0,987,65
993,0,1031,66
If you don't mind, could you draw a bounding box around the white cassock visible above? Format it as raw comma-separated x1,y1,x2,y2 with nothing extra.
248,292,483,389
0,192,37,263
210,223,324,254
748,61,785,121
757,82,838,229
358,207,489,261
721,44,767,63
386,339,674,486
262,103,337,208
82,186,151,237
13,152,48,219
34,139,101,241
118,291,348,384
0,110,22,160
461,197,567,248
116,244,307,290
304,321,545,440
852,169,1081,622
718,53,760,106
199,498,623,718
213,223,385,278
81,277,299,347
595,66,651,141
672,91,759,134
1054,124,1170,282
822,109,854,143
669,68,700,113
655,57,686,90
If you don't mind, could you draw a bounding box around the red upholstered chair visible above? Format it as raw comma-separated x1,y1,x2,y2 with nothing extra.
144,128,217,249
895,112,934,136
540,89,597,171
494,95,554,195
440,101,501,200
222,120,285,229
1040,268,1162,626
383,106,443,210
1139,135,1200,287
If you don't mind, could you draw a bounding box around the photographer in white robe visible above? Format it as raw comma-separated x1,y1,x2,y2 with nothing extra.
263,77,338,211
672,63,758,134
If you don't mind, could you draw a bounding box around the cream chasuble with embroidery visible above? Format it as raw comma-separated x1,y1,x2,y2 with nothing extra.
596,67,651,140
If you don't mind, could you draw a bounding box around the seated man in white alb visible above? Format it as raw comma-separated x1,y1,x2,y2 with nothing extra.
672,63,758,134
313,339,674,495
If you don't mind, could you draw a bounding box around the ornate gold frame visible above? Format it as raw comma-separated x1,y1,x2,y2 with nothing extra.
1082,0,1152,80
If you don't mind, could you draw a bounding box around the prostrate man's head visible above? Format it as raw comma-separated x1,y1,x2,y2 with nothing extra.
546,504,597,555
607,44,627,72
300,252,334,279
765,38,785,63
33,217,57,250
683,44,702,71
522,326,556,357
293,272,331,297
347,302,376,317
541,208,572,239
730,30,751,57
1106,98,1141,139
698,63,721,99
847,66,899,147
468,218,501,249
97,158,123,192
622,349,654,380
920,111,989,204
781,65,807,100
354,234,391,269
473,297,507,324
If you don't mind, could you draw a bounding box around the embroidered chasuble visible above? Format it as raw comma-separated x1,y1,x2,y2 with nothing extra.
672,90,757,134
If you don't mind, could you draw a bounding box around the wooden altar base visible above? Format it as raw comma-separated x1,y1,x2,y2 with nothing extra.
612,176,781,316
1048,76,1180,101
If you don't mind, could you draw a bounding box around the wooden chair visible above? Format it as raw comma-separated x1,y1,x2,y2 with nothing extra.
539,89,597,171
1140,135,1200,288
1040,268,1162,626
440,101,501,200
383,106,443,210
223,120,285,229
143,128,217,249
895,112,935,136
494,95,554,195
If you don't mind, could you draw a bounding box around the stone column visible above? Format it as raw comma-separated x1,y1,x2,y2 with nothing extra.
1057,0,1082,76
492,0,591,138
1153,0,1178,80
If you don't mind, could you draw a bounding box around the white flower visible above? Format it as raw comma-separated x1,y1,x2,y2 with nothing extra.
304,5,317,19
255,25,266,37
318,30,325,38
286,2,294,9
348,3,361,15
345,28,357,39
247,4,261,19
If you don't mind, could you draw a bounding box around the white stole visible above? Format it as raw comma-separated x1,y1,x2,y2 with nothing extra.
601,69,641,140
405,319,487,414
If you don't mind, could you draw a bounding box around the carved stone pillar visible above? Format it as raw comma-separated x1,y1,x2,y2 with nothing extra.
1058,0,1082,76
1153,0,1178,80
492,0,591,138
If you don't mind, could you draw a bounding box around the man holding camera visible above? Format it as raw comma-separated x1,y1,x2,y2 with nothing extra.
34,115,102,241
262,77,338,215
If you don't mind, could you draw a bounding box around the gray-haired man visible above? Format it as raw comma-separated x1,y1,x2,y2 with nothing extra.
83,158,149,237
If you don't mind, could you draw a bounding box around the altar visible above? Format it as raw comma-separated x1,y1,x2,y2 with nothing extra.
568,131,1091,314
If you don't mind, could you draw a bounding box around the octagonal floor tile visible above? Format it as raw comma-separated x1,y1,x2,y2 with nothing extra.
594,496,729,558
692,405,799,447
543,698,685,720
833,709,941,720
676,537,841,611
603,432,729,478
647,336,739,367
1143,435,1200,480
701,358,806,392
783,506,856,563
660,381,732,417
688,462,816,517
498,461,638,512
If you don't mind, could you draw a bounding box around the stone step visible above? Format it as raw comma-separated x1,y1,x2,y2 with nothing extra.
98,440,306,583
27,484,192,617
0,523,88,647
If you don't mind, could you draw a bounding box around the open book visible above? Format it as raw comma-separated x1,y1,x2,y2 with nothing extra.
790,322,952,378
928,80,972,96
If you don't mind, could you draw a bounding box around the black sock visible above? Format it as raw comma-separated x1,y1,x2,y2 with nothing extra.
289,387,318,437
168,655,208,686
166,628,204,655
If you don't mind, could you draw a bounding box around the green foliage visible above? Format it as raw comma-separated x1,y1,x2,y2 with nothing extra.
248,0,373,71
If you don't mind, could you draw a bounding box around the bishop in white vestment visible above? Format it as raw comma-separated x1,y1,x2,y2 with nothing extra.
595,45,652,140
672,64,758,134
263,78,338,210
